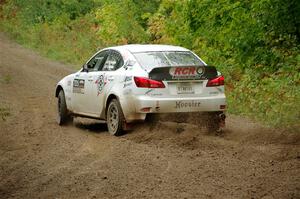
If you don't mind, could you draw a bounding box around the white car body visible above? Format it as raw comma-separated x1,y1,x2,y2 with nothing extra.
55,44,226,132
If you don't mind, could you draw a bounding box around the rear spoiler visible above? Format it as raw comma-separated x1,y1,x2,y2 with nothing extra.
148,65,218,81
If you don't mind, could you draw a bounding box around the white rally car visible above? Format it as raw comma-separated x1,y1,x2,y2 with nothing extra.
55,45,226,135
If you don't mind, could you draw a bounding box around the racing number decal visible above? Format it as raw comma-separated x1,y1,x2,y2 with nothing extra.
95,74,107,95
73,79,85,94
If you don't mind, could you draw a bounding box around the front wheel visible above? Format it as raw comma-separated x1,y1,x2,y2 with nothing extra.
106,99,125,136
57,90,72,125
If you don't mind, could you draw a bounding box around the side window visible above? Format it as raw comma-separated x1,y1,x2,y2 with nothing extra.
101,50,124,71
86,50,108,72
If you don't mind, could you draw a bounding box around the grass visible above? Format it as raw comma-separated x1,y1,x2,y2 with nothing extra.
0,74,11,121
2,74,12,84
0,107,10,121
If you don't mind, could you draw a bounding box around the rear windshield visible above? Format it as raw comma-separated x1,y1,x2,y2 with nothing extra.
133,51,204,71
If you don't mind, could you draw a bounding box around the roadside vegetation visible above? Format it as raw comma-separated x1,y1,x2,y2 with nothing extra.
0,0,299,126
0,73,11,121
0,107,10,121
2,74,12,84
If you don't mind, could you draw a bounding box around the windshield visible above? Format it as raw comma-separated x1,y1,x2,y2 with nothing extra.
133,51,204,71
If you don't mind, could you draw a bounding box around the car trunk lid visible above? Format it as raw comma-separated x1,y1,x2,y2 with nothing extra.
147,66,221,97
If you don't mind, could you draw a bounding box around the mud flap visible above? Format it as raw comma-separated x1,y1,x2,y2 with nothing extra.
123,121,133,131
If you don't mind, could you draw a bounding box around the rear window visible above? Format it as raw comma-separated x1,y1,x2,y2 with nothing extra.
133,51,204,71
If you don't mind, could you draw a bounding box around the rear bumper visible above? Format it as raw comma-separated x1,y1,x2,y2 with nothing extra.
133,95,226,113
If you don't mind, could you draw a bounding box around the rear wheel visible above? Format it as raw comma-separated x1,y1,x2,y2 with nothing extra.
206,111,225,133
107,99,125,136
57,90,72,125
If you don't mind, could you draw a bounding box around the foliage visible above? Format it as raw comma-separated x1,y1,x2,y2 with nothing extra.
5,0,96,23
0,0,299,126
95,1,149,45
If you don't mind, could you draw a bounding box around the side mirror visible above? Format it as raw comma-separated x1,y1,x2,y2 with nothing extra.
82,64,88,72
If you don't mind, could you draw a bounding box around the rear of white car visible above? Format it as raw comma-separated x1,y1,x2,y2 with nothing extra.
119,47,226,121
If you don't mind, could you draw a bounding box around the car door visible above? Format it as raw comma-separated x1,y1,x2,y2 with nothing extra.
87,50,125,118
72,50,108,116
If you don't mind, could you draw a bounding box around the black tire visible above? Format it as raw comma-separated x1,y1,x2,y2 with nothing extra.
206,111,223,133
106,99,125,136
57,90,72,125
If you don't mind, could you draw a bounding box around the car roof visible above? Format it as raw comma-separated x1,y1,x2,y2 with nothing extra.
108,44,190,53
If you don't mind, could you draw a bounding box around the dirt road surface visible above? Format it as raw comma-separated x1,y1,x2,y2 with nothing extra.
0,33,299,199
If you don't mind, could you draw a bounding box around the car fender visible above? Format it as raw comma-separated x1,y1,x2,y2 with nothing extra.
102,89,127,117
55,74,74,111
103,84,142,122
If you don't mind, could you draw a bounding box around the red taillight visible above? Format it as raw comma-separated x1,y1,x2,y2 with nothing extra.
134,77,165,88
206,76,224,87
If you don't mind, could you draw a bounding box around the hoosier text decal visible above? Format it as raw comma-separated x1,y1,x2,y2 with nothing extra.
175,101,201,109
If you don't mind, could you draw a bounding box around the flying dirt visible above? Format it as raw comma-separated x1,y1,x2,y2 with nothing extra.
0,33,299,199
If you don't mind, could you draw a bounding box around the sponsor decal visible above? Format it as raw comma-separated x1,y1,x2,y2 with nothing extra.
169,66,205,79
73,79,85,94
145,89,154,95
150,93,163,96
123,82,132,88
209,91,218,95
123,76,132,88
175,101,201,109
123,88,132,95
145,89,163,96
149,66,217,81
124,76,132,82
95,74,107,95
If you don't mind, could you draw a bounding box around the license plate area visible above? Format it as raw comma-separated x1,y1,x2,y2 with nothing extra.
176,83,194,94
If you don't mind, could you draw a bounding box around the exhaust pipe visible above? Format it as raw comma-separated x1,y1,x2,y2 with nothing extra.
219,113,226,120
218,113,226,127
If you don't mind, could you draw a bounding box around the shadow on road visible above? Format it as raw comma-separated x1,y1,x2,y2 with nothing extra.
74,120,108,134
